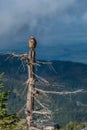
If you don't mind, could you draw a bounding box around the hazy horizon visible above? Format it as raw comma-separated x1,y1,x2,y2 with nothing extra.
0,0,87,63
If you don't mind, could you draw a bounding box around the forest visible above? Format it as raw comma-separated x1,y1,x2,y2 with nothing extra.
0,54,87,129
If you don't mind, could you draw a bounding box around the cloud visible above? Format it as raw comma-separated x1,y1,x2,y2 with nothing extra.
0,0,76,33
82,12,87,22
0,0,87,50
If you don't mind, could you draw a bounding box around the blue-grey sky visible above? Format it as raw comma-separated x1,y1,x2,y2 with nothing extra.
0,0,87,61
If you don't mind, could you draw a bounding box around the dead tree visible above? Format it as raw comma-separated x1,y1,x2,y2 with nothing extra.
25,37,52,130
25,37,36,130
8,36,85,130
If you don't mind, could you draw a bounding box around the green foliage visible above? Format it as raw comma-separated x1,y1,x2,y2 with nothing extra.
0,74,19,130
60,121,86,130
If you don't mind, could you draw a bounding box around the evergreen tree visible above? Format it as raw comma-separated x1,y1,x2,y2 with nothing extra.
0,74,18,130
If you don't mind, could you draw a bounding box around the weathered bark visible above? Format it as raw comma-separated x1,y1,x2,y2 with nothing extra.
26,49,35,130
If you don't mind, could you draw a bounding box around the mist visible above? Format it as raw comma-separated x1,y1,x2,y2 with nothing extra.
0,0,87,60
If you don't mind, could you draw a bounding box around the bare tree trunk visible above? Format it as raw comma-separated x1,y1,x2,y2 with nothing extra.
26,48,35,130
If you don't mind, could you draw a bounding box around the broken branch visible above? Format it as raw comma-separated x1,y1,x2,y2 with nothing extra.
35,88,84,95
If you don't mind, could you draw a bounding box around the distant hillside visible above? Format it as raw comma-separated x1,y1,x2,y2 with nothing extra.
0,42,87,64
0,54,87,126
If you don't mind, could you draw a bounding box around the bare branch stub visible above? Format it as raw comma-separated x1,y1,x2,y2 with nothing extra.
36,60,52,65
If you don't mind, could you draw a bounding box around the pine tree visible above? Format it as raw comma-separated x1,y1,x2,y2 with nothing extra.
0,74,18,130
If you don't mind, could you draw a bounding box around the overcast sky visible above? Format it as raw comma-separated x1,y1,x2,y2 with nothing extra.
0,0,87,60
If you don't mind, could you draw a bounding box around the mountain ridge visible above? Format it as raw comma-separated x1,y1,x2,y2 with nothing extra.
0,42,87,63
0,54,87,125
